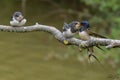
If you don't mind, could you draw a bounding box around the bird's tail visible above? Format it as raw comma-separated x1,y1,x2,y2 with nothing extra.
87,48,102,64
96,45,105,52
88,52,100,63
88,48,106,70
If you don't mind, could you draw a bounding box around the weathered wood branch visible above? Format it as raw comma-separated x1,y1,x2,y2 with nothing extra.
0,23,120,49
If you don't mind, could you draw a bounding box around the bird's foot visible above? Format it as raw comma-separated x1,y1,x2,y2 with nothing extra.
79,44,86,52
79,43,85,47
63,40,69,45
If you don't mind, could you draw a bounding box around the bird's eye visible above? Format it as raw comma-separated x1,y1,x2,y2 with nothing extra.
74,23,78,25
15,15,19,17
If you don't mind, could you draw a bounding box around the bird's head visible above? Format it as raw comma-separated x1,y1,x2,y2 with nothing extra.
68,21,81,30
12,12,24,22
80,21,90,32
68,21,81,33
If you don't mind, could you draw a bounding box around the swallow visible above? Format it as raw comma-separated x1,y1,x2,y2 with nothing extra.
10,11,27,27
62,21,81,44
79,21,106,62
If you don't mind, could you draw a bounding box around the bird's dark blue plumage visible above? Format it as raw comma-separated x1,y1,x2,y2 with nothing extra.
80,21,90,32
13,12,22,17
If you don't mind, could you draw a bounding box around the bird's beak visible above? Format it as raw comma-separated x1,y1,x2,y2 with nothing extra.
17,15,24,22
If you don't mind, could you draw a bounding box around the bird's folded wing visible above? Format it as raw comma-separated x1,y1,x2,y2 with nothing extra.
86,30,106,38
62,23,69,31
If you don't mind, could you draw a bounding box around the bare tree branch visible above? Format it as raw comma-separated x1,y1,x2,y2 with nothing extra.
0,23,120,49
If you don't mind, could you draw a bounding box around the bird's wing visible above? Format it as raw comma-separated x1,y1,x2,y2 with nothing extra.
63,23,69,29
63,23,69,31
86,29,107,38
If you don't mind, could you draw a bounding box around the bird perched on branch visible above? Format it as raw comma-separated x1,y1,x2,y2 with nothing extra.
62,21,81,44
10,11,26,27
79,21,106,62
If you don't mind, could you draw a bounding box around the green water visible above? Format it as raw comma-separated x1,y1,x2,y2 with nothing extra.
0,0,118,80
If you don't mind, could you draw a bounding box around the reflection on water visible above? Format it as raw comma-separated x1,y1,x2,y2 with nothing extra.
0,0,117,80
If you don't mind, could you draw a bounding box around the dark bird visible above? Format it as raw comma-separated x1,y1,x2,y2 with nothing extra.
62,21,81,44
10,11,26,27
79,21,106,62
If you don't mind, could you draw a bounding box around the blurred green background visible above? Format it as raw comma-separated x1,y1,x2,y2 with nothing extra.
0,0,120,80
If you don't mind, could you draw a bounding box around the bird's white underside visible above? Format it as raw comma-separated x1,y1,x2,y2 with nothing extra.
10,17,26,27
79,31,90,40
62,28,75,38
